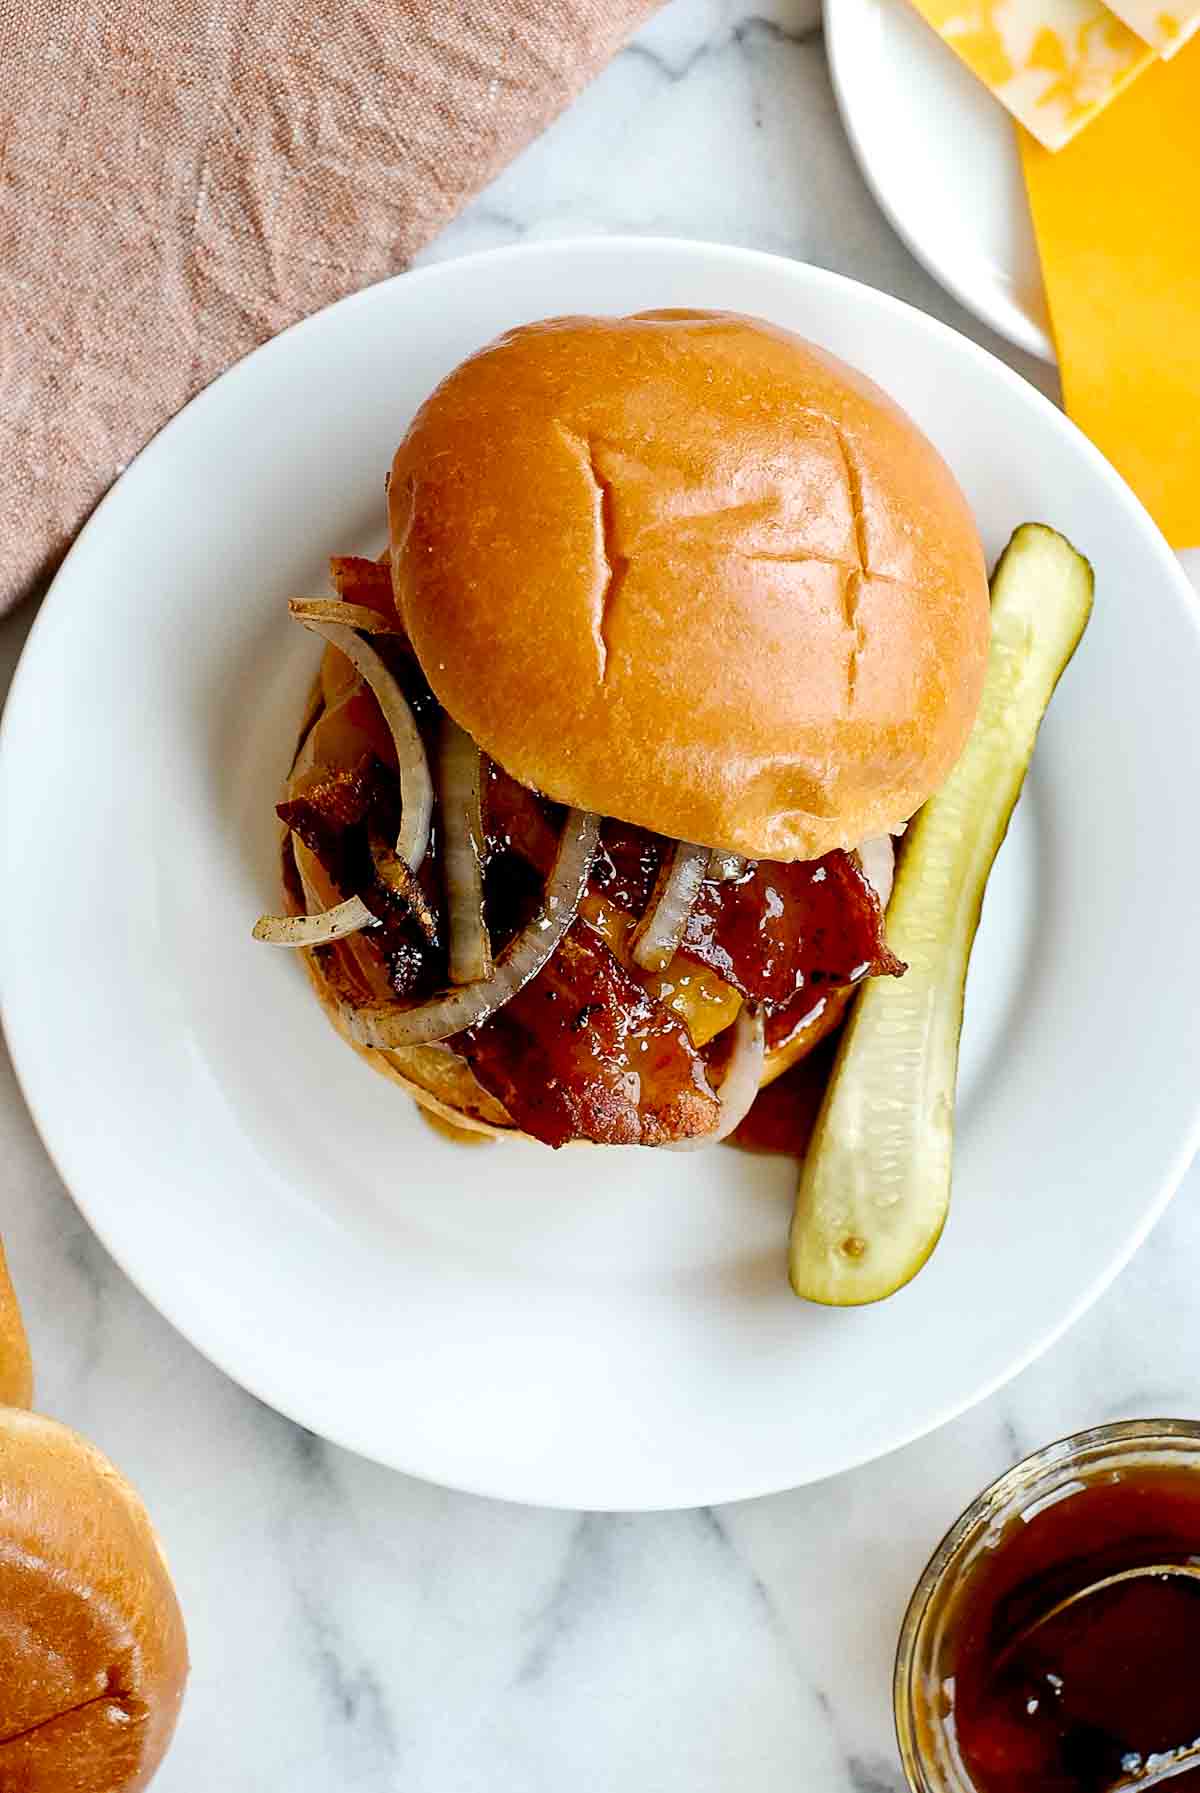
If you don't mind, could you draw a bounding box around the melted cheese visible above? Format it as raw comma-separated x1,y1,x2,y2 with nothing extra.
579,896,742,1048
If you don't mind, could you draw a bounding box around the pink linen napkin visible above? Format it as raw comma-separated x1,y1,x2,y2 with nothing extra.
0,0,659,614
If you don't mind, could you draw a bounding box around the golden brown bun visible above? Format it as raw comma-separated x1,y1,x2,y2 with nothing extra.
0,1242,32,1408
761,985,853,1087
297,936,518,1139
390,310,990,861
0,1410,188,1790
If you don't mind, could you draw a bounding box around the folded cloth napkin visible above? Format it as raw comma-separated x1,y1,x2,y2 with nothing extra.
0,0,659,615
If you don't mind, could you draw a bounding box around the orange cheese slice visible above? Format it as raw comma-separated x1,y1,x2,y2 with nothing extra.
1020,38,1200,546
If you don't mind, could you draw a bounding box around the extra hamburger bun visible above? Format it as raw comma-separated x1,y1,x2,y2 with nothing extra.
0,1410,188,1790
0,1241,32,1408
390,310,990,863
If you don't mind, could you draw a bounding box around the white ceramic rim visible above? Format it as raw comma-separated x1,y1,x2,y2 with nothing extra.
824,0,1056,363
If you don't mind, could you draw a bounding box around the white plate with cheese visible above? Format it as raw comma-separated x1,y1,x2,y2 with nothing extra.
826,0,1199,368
825,0,1056,361
5,237,1200,1509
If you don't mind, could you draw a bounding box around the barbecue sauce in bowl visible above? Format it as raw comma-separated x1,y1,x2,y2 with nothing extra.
897,1427,1200,1793
951,1471,1200,1791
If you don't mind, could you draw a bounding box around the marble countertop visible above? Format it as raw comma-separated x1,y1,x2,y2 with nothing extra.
3,2,1198,1787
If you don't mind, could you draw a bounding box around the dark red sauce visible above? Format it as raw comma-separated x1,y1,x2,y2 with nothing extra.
730,1041,837,1158
588,819,666,916
947,1468,1200,1792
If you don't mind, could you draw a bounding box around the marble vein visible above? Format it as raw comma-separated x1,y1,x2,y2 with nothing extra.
515,1513,613,1685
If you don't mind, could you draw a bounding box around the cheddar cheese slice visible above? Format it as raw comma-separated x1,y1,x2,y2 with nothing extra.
908,0,1153,148
1101,0,1200,55
1020,38,1200,546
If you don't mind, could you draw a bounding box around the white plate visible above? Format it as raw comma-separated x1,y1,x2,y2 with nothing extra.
825,0,1055,362
4,238,1198,1511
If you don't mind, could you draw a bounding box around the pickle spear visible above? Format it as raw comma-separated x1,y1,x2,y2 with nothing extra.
789,524,1094,1306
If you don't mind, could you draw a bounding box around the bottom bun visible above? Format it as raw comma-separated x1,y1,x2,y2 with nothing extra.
299,942,519,1139
760,984,854,1088
0,1410,188,1791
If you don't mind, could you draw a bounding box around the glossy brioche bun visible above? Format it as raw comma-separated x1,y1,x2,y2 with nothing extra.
0,1242,32,1408
390,310,990,862
0,1411,187,1790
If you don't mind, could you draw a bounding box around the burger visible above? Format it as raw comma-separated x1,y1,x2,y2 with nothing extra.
254,311,990,1149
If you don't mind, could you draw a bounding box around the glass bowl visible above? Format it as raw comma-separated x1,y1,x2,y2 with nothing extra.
894,1418,1200,1792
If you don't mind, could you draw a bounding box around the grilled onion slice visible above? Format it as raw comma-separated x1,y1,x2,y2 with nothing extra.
287,598,404,634
857,835,895,911
668,1003,765,1151
437,717,492,985
255,619,431,948
342,810,600,1048
253,896,376,946
298,618,432,872
630,841,709,973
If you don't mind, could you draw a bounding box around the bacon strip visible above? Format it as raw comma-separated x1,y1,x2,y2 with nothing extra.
679,851,904,1006
588,820,665,917
278,756,374,887
459,920,720,1149
278,731,446,998
483,761,560,875
329,555,397,618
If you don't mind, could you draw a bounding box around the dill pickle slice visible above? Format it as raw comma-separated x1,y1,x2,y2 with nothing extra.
788,524,1094,1306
